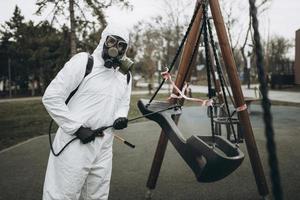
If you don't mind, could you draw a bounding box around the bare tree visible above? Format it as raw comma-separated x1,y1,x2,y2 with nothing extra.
130,0,193,84
220,0,272,85
35,0,132,56
242,0,272,86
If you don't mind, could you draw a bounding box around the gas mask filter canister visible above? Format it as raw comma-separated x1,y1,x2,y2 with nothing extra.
102,35,134,74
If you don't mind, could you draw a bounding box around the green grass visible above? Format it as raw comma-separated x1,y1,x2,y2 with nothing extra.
0,93,179,150
0,91,298,151
0,100,51,150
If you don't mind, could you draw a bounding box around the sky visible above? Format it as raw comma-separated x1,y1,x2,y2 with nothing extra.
0,0,299,56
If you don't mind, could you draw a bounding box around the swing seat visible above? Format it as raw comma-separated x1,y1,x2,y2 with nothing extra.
138,99,244,183
186,135,244,182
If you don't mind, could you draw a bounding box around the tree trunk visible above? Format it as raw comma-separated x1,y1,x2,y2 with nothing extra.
97,9,107,35
241,47,251,88
69,0,77,57
240,15,252,86
39,66,45,94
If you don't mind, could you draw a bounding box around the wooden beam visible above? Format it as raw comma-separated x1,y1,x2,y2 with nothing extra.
209,0,269,197
146,0,204,191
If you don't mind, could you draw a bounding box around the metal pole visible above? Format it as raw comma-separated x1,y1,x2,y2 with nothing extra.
146,0,204,196
8,57,12,98
209,0,269,197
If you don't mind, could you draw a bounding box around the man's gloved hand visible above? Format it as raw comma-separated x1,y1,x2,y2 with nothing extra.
74,127,95,144
113,117,128,130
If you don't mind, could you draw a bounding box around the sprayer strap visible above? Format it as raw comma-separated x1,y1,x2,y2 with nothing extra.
65,54,94,104
49,53,94,156
127,72,131,84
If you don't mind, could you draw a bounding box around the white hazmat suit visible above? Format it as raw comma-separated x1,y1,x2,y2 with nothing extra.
42,25,132,200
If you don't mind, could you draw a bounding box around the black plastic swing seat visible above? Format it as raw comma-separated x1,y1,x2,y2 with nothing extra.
138,99,244,183
186,135,244,182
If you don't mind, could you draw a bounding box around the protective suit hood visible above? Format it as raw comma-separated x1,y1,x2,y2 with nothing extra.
93,25,130,67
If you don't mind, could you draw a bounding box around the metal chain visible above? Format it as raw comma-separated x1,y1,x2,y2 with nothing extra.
206,8,238,143
249,0,283,199
202,4,215,140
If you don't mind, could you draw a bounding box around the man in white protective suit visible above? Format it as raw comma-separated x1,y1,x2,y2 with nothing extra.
42,24,133,200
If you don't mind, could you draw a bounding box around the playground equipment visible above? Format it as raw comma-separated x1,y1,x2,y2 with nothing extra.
138,0,271,199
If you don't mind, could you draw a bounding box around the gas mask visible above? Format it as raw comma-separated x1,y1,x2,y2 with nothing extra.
102,35,134,75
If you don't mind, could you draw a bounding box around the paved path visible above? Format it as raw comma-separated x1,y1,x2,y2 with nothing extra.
0,105,299,200
1,83,299,104
137,82,300,103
